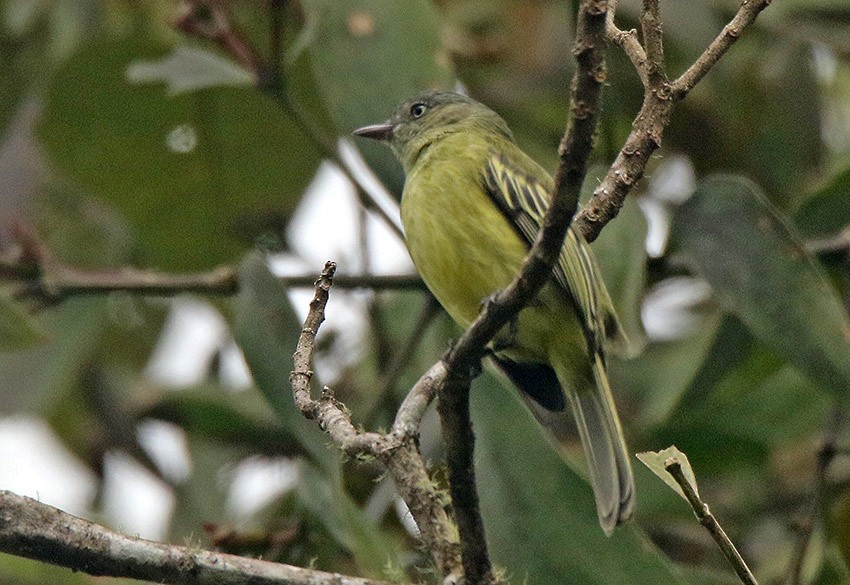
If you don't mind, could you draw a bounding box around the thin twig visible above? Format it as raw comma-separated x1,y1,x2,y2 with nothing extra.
671,0,773,98
365,296,442,426
0,236,425,303
786,409,843,585
665,460,759,585
174,0,263,76
175,0,406,241
605,0,648,86
288,262,462,579
5,263,424,301
576,0,773,242
0,490,393,585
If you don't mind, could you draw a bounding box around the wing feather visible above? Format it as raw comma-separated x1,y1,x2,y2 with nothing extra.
481,152,615,355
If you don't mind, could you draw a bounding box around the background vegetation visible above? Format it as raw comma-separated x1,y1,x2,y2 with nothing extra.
1,1,850,584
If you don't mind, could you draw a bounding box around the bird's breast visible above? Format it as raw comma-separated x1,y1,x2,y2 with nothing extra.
400,153,530,329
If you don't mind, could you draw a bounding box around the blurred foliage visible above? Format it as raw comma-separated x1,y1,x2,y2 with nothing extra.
1,0,850,584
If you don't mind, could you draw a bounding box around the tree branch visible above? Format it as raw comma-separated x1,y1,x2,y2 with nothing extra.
664,461,758,585
289,262,462,580
0,490,393,585
605,0,648,87
575,0,773,242
671,0,773,99
174,0,406,242
174,0,263,76
0,229,424,304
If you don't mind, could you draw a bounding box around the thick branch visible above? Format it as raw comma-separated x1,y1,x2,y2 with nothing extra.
0,490,392,585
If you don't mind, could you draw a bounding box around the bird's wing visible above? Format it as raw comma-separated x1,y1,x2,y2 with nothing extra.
481,151,619,354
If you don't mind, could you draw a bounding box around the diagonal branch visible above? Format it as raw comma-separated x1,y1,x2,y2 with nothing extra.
672,0,773,98
576,0,773,242
0,490,393,585
175,0,406,242
433,2,611,583
606,0,648,87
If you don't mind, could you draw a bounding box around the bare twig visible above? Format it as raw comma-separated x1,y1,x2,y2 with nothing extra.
175,0,406,242
786,409,842,585
605,0,648,86
665,460,759,585
671,0,774,98
289,262,462,580
3,260,423,302
640,0,666,86
174,0,263,76
0,490,393,585
364,296,443,426
0,229,425,303
576,0,773,242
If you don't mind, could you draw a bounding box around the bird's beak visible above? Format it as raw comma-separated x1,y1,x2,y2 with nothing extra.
353,121,394,141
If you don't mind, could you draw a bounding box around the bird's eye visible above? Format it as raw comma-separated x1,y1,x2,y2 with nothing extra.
410,103,427,119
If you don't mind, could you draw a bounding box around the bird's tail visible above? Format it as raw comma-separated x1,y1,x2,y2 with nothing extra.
557,353,635,535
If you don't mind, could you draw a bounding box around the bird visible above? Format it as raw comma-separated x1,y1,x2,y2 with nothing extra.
354,90,634,534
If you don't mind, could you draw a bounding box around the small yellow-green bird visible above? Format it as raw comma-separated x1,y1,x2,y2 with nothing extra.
354,91,634,534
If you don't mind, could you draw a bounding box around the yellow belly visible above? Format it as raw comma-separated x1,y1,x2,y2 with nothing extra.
401,169,526,328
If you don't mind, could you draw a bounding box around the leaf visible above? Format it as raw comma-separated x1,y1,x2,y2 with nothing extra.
0,297,109,414
297,463,403,579
0,294,46,351
126,45,254,95
141,386,309,458
302,0,455,194
611,310,722,429
37,33,323,271
793,163,850,239
636,446,699,503
472,373,686,585
671,175,850,399
231,252,339,473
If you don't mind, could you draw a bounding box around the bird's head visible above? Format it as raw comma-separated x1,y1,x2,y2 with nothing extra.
353,91,513,172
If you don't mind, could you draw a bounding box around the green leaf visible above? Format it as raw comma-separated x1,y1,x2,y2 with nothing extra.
141,386,309,458
232,252,339,473
37,33,323,271
126,46,254,95
302,0,455,194
794,164,850,239
611,310,722,429
297,463,403,579
636,446,699,503
671,175,850,398
0,294,46,351
0,297,109,414
302,0,452,132
473,373,686,585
